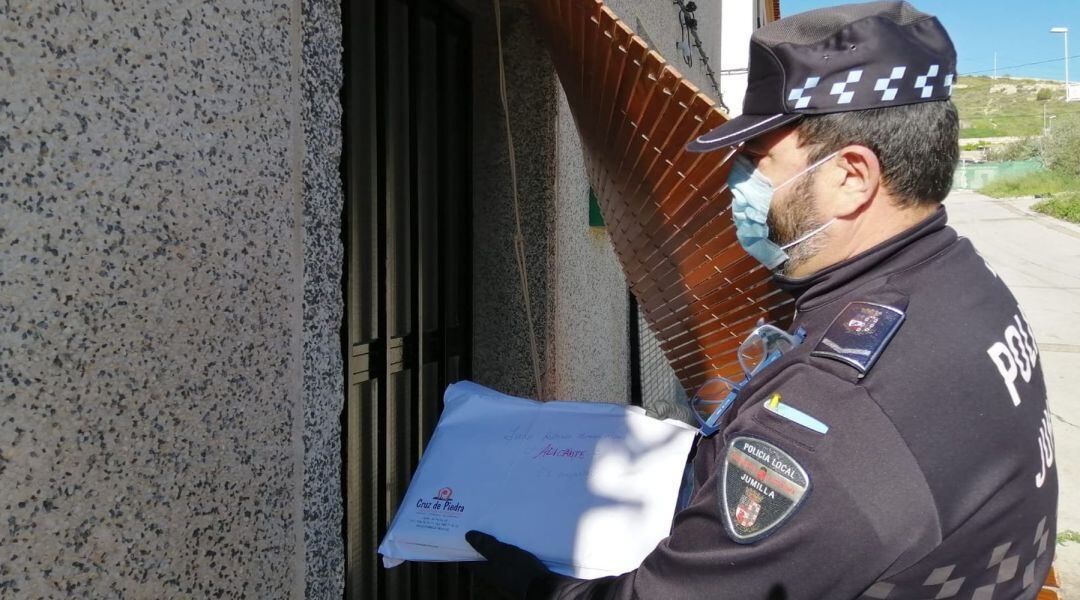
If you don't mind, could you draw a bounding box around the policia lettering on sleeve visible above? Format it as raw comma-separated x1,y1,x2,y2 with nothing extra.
454,3,1058,599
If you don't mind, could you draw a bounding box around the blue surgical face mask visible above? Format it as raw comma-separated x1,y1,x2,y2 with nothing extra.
726,151,838,270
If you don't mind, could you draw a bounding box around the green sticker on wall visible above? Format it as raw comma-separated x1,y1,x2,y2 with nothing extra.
588,188,605,228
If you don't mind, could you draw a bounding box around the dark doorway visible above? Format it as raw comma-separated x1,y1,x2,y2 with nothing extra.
341,0,474,596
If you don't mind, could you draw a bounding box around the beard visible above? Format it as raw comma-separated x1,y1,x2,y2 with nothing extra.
766,172,829,276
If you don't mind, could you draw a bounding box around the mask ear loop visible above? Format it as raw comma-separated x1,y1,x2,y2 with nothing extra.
774,151,841,250
774,150,839,191
723,143,745,166
721,143,748,210
780,217,835,251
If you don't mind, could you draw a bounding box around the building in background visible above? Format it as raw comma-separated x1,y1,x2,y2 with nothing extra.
717,0,782,115
2,0,774,598
1068,83,1080,101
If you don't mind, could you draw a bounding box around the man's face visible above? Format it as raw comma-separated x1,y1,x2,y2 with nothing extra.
740,126,832,275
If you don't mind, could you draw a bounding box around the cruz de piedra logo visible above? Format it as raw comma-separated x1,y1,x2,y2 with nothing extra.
415,486,466,513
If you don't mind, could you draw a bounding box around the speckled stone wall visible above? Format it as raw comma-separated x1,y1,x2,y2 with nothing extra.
548,86,630,404
471,0,559,400
300,0,345,598
0,1,312,597
2,0,710,596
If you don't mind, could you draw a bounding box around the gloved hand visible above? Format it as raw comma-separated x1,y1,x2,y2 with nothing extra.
465,530,559,599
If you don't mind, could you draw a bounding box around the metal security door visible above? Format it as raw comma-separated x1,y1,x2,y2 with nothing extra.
342,0,473,596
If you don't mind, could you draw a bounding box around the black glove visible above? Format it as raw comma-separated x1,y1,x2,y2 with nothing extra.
465,530,561,599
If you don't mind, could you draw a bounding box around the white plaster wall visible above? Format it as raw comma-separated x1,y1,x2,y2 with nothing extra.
718,0,757,116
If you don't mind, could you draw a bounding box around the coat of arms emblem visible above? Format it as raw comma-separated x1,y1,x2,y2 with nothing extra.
844,306,882,334
734,489,764,528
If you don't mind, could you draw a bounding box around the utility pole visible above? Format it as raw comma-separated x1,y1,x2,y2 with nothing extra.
1051,27,1070,100
994,52,997,80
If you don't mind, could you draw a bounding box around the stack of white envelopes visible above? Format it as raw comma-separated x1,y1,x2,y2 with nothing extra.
378,381,697,579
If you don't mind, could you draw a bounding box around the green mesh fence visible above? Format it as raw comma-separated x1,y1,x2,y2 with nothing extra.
952,159,1044,190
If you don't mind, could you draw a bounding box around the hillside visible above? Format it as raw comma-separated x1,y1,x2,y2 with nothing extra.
954,76,1078,139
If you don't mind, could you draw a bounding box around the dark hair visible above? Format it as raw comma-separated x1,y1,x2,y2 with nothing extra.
794,100,959,206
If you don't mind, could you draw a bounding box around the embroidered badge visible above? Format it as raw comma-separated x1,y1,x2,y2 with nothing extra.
842,304,882,334
812,301,905,374
720,436,810,543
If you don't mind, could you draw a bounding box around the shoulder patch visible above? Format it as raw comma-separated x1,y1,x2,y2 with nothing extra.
720,436,810,544
811,301,905,375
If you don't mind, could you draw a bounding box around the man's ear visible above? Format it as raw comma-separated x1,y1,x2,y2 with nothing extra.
827,145,880,218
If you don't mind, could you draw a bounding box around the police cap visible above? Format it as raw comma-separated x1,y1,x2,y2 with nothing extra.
687,1,957,151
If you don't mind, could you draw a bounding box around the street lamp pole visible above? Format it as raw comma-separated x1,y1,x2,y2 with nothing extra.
1052,27,1069,99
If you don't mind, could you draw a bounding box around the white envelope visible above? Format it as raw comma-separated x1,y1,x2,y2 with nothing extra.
377,381,697,579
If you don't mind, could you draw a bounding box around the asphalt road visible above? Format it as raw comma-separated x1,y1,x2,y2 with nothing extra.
947,189,1080,595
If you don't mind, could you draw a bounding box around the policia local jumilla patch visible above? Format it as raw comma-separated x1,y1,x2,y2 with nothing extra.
721,436,810,543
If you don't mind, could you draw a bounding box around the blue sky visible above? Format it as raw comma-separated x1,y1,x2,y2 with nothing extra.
780,0,1080,80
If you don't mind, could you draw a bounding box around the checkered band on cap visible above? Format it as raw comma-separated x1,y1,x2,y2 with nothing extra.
774,63,955,113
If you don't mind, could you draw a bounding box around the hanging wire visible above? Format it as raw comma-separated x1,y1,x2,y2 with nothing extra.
962,54,1080,77
672,0,728,111
677,2,696,68
493,0,546,401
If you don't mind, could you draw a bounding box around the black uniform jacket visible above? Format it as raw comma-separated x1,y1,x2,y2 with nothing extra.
552,208,1058,599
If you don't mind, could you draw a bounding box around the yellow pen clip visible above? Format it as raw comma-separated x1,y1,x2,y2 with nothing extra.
763,392,829,433
766,393,782,410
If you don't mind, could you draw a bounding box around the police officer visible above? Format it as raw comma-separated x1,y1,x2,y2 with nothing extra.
462,2,1059,598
